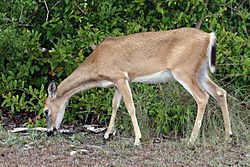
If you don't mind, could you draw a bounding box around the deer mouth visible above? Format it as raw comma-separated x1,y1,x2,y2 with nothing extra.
47,127,57,136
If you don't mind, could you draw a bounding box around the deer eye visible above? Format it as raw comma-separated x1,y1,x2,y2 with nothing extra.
44,109,49,116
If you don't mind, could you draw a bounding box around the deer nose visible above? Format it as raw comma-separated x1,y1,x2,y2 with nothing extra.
47,127,57,136
47,130,54,136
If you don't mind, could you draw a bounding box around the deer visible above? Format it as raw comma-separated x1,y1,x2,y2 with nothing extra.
44,27,232,146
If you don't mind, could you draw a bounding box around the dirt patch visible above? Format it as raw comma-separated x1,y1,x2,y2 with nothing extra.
0,130,249,167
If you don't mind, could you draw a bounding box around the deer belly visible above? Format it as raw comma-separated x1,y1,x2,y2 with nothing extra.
132,70,173,84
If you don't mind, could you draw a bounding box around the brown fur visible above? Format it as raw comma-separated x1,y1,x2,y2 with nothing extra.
44,28,232,145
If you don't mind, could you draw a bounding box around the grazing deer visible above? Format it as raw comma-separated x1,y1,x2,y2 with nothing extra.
44,28,232,145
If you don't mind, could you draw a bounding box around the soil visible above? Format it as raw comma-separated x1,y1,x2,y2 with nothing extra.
0,129,249,167
0,106,249,167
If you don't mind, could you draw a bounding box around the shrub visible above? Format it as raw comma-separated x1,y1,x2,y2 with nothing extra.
0,0,249,138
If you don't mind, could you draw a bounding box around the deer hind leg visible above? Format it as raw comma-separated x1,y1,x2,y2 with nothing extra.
172,72,209,144
115,79,141,146
201,76,232,139
104,89,122,139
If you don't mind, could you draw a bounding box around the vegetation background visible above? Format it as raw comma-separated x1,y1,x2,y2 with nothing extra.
0,0,249,140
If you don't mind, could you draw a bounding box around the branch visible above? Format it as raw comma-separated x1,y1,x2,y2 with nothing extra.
73,1,86,14
8,127,70,133
8,126,106,134
44,0,50,21
51,0,61,10
196,19,202,30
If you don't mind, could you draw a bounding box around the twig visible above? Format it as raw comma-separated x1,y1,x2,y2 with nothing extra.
8,126,106,134
8,127,70,133
17,23,33,27
19,5,24,22
50,39,56,45
196,19,202,30
83,125,106,133
0,141,7,145
227,93,247,104
51,0,62,10
73,1,85,14
44,0,50,21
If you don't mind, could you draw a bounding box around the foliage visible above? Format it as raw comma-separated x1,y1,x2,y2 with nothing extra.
0,0,249,137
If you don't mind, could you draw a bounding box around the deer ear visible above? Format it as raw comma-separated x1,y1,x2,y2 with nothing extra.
48,82,57,98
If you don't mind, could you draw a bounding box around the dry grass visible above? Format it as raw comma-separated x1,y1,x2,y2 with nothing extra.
0,82,249,167
0,127,249,167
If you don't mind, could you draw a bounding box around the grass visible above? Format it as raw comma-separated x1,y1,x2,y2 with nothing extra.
1,95,250,167
114,82,249,144
0,128,249,166
0,82,249,166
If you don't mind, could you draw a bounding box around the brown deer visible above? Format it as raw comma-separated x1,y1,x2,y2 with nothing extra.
44,28,232,145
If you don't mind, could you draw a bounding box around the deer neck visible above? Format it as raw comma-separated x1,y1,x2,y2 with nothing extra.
56,63,99,100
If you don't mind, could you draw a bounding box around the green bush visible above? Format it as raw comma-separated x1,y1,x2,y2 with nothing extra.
0,0,249,138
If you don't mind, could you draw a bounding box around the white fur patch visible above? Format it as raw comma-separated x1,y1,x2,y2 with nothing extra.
114,90,122,109
199,60,210,92
207,32,216,73
173,77,194,97
132,70,173,84
99,81,114,88
55,100,68,129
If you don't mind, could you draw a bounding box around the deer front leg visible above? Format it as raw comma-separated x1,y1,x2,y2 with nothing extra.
115,79,142,146
104,89,122,139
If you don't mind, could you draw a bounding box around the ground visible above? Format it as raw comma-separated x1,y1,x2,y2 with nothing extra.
0,127,249,167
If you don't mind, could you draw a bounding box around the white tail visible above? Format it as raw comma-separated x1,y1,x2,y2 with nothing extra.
44,28,232,145
208,32,216,73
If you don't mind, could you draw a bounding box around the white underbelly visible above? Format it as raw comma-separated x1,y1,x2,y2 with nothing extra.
131,70,174,84
99,81,114,88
